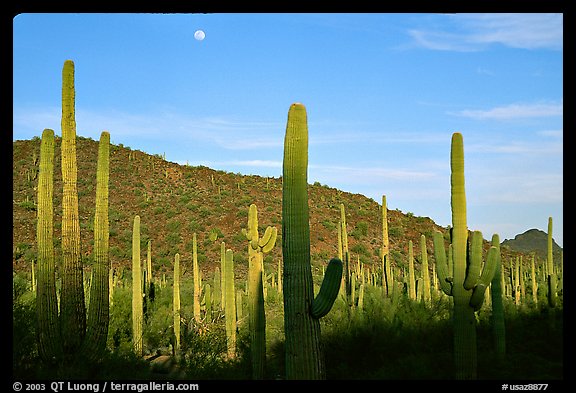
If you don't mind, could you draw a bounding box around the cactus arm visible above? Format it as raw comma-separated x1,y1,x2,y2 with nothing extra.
261,227,277,253
463,231,483,290
469,246,498,310
311,258,343,318
433,231,453,296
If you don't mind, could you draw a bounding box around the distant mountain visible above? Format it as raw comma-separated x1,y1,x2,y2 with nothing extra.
501,229,562,260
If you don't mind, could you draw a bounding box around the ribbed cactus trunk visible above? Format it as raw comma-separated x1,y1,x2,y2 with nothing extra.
83,131,110,360
132,215,143,356
408,240,416,300
340,204,351,304
193,233,201,323
450,132,477,380
420,234,431,304
173,253,181,355
244,204,277,379
224,249,237,358
489,234,506,360
60,59,86,355
283,103,324,379
381,195,392,296
220,242,226,308
546,217,557,308
36,128,62,363
282,103,342,380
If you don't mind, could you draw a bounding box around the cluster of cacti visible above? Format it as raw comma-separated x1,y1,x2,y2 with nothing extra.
35,60,111,364
242,203,277,379
30,62,562,380
282,103,343,379
432,132,500,380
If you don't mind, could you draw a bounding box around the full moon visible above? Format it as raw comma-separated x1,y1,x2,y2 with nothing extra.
194,30,206,41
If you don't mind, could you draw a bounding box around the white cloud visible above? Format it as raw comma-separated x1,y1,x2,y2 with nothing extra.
410,13,563,52
450,101,563,120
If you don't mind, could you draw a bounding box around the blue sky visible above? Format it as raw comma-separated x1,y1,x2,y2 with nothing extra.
12,13,563,247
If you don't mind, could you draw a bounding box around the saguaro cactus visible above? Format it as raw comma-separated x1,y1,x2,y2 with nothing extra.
83,131,110,360
242,203,277,379
192,233,201,322
173,253,181,354
432,132,499,380
381,195,393,296
489,234,506,359
224,249,237,358
60,59,86,354
420,234,431,304
408,240,416,300
36,129,62,363
546,217,557,308
282,103,343,380
132,215,143,356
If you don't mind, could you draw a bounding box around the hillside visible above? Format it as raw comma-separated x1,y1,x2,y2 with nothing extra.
501,228,562,260
13,134,537,281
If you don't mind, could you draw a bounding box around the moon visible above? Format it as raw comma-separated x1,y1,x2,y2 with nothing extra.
194,30,206,41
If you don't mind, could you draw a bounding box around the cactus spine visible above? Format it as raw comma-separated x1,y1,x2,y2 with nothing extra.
433,133,498,380
132,215,143,356
243,203,277,379
36,129,62,362
173,253,181,354
82,131,110,360
60,59,86,354
282,103,343,379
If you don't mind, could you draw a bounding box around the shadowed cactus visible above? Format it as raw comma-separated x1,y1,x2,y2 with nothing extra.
132,215,143,356
282,103,343,379
82,131,110,361
36,129,62,363
432,132,499,380
60,59,86,355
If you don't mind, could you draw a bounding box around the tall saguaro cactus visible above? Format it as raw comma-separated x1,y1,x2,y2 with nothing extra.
83,131,110,360
60,59,86,354
489,234,505,359
242,203,277,379
420,234,431,304
282,103,343,380
381,195,393,296
546,217,557,308
173,253,181,354
132,215,143,356
224,249,237,359
192,233,201,323
36,129,62,363
432,132,499,380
